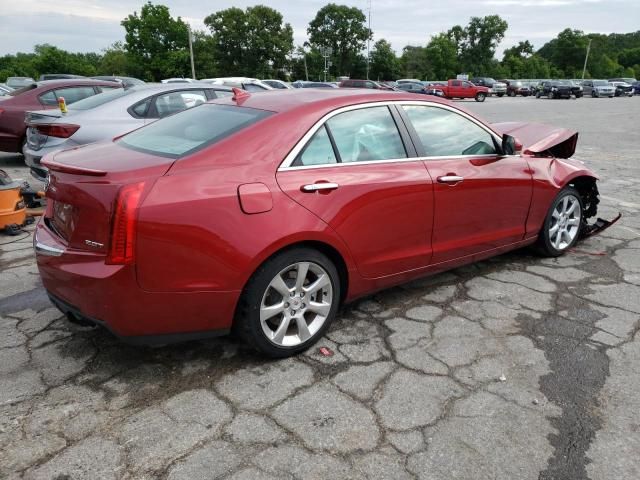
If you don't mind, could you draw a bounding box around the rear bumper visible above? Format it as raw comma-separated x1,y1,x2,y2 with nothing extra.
23,150,47,182
34,220,240,340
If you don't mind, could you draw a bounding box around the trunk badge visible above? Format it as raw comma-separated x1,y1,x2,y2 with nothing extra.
85,240,104,249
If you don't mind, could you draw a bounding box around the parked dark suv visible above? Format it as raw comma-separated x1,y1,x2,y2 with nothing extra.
535,80,572,99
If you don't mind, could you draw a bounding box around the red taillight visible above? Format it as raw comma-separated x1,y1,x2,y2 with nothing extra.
34,124,80,138
106,182,145,265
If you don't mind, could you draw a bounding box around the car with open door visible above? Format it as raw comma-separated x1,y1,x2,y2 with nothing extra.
34,88,609,357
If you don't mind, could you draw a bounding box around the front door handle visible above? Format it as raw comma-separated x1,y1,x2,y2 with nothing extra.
437,175,464,184
301,182,339,193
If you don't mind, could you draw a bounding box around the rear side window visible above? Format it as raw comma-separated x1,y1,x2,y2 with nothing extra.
293,126,338,167
119,104,272,158
39,90,58,106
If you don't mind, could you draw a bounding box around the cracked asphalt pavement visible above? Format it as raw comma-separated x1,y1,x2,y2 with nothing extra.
1,96,639,479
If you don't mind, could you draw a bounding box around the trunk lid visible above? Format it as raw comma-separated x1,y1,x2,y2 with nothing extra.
492,121,578,159
43,142,174,253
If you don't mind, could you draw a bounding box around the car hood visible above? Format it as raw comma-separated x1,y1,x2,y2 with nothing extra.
492,122,578,158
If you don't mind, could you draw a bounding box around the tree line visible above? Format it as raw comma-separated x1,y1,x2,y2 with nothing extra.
1,2,638,83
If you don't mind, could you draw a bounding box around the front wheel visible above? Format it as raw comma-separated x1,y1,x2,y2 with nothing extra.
475,92,486,102
535,187,583,257
235,247,340,357
497,93,504,97
536,91,541,98
547,92,554,99
508,90,516,97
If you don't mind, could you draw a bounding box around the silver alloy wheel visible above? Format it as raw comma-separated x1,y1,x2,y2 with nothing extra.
259,261,333,347
549,194,581,251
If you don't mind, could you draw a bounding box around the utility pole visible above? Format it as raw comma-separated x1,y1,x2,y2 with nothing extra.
303,51,309,81
581,38,592,80
187,24,196,80
366,0,372,80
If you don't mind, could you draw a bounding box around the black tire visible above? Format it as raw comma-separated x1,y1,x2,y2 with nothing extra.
497,93,504,97
536,91,541,98
475,92,486,102
234,247,341,357
508,90,516,97
547,92,554,99
534,186,584,257
592,91,598,98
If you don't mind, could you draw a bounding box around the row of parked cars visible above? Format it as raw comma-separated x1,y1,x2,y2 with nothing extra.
1,72,637,183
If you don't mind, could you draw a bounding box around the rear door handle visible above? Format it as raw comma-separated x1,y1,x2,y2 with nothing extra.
301,182,339,192
437,175,464,184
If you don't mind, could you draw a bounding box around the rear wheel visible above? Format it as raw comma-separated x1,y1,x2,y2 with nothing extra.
235,247,340,357
535,187,583,257
475,92,486,102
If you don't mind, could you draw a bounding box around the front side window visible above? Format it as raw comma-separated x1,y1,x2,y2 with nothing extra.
403,105,497,157
327,106,407,163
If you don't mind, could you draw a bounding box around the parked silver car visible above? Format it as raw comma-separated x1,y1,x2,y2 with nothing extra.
23,83,232,181
581,79,615,98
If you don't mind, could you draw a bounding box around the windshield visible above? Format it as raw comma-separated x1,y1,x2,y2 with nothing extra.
593,80,609,86
119,103,272,158
68,87,130,111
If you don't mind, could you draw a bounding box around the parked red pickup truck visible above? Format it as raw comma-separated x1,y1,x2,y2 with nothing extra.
429,79,490,102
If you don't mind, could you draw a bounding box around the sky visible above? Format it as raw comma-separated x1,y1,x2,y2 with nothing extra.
0,0,638,58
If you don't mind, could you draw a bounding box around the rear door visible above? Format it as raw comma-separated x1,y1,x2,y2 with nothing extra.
276,104,434,278
399,103,532,263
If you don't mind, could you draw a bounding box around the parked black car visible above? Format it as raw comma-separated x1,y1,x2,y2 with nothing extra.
536,80,572,99
396,83,428,94
561,80,583,98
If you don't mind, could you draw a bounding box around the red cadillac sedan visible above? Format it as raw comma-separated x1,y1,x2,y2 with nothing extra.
34,88,602,357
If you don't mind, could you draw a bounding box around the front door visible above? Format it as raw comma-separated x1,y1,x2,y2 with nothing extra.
399,104,533,263
276,105,434,278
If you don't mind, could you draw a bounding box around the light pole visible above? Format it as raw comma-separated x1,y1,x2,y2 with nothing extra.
187,24,196,80
581,38,592,80
366,0,372,80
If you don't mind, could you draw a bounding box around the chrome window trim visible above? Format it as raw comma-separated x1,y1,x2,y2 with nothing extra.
277,100,503,171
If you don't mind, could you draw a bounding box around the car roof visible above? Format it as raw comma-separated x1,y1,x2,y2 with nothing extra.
212,88,450,115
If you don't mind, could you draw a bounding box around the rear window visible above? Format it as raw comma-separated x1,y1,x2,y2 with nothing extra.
118,104,272,158
69,87,130,110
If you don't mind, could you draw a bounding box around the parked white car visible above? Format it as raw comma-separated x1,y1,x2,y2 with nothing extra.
262,79,293,89
200,77,274,91
161,78,198,84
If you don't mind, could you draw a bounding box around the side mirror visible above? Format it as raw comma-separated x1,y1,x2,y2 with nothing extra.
502,134,522,155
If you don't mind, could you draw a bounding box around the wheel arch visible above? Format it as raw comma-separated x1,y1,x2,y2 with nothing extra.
566,174,599,220
238,237,351,311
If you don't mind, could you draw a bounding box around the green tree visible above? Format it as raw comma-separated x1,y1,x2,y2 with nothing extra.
399,46,428,80
121,2,190,81
457,15,509,74
307,3,372,77
537,28,589,77
99,42,129,75
424,33,459,79
205,5,293,78
369,39,399,80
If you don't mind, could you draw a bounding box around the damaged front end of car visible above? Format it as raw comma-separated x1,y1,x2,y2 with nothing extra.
493,121,623,239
